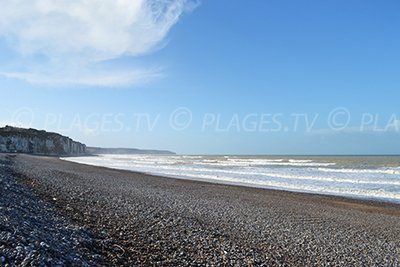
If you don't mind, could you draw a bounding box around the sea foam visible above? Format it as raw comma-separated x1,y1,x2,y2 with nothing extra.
62,155,400,203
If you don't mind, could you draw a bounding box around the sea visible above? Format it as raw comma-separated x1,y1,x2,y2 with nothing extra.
62,155,400,203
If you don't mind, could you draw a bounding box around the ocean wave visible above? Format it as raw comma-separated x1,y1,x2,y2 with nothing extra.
141,170,400,202
317,167,400,175
61,155,400,203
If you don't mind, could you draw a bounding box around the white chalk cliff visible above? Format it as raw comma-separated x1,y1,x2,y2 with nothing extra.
0,126,86,156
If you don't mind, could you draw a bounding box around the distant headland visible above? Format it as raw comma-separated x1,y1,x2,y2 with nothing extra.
86,147,175,155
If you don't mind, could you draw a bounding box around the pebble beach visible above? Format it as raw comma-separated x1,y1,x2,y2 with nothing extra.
1,154,400,266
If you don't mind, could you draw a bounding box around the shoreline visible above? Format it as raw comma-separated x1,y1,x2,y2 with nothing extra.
68,159,400,218
2,154,400,265
62,156,400,209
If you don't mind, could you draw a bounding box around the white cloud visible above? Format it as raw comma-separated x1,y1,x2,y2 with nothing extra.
1,67,164,87
0,0,198,86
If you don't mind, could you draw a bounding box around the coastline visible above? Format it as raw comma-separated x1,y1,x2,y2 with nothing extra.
63,154,400,204
1,154,400,265
63,155,400,210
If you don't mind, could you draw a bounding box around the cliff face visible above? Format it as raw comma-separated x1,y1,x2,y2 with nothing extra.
0,126,86,156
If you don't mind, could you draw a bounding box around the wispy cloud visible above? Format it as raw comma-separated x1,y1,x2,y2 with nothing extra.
1,68,164,87
0,0,198,87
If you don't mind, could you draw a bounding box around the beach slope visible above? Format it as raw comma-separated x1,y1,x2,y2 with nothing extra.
1,154,400,266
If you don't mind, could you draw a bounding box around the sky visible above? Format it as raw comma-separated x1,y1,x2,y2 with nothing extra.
0,0,399,155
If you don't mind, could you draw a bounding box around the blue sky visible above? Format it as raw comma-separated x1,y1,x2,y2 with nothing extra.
0,0,399,155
